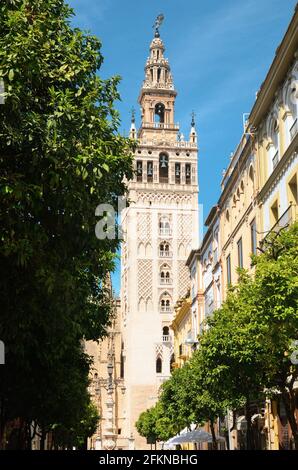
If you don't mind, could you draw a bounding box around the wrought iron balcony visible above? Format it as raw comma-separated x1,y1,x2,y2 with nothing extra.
260,204,295,248
272,150,279,170
290,118,297,141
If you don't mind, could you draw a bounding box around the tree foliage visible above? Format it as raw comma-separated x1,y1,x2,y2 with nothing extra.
0,0,134,448
141,223,298,449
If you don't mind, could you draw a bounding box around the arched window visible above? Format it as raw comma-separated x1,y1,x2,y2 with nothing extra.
159,153,168,183
162,326,170,342
159,242,170,257
157,67,161,82
156,357,162,374
160,292,171,312
284,79,298,144
267,116,280,171
159,216,171,235
155,103,165,123
160,264,171,284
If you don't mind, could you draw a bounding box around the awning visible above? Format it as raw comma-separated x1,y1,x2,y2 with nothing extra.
164,427,225,446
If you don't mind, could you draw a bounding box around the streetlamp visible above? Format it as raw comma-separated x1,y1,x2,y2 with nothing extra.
184,336,199,351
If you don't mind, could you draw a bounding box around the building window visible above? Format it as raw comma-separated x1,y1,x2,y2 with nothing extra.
175,163,181,184
170,354,175,371
237,237,243,268
159,217,171,236
156,357,162,374
159,153,168,183
160,265,171,284
136,160,142,182
288,173,298,205
250,219,257,255
147,161,153,182
270,200,279,226
226,254,231,285
162,326,169,342
160,293,171,312
159,242,170,257
185,163,191,184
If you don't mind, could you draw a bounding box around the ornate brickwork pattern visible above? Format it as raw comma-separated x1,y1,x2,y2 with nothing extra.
155,344,163,359
137,192,192,205
178,214,193,238
137,260,153,300
137,213,152,240
178,260,191,298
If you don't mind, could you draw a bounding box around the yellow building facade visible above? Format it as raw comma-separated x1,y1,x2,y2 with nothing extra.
171,4,298,451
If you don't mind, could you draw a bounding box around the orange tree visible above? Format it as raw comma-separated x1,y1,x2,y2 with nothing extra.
0,0,134,448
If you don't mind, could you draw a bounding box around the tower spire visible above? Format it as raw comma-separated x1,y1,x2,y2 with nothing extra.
190,110,197,144
129,107,136,139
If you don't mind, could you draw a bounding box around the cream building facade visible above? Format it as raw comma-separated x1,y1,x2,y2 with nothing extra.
120,27,199,449
183,5,298,450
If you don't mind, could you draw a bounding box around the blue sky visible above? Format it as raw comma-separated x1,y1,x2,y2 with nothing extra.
68,0,296,294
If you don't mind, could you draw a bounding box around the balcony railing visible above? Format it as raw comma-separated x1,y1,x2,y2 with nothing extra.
272,150,279,170
290,118,297,141
160,278,172,285
142,122,180,130
159,228,172,236
160,306,171,313
162,335,170,343
260,204,295,248
159,250,172,258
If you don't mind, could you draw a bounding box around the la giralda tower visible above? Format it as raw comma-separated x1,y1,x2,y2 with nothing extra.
120,17,199,449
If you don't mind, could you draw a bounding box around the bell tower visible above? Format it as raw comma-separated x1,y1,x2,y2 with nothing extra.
138,29,177,143
120,17,199,449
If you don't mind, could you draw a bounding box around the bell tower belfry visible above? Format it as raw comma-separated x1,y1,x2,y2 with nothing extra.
138,28,177,143
120,17,199,449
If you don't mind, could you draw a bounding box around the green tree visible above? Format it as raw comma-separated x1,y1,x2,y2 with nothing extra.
253,223,298,448
0,0,134,448
135,407,159,446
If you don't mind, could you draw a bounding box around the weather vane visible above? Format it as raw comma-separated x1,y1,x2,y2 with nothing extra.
153,14,164,37
191,111,196,127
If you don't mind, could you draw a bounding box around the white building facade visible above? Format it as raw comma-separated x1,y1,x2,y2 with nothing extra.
120,29,199,449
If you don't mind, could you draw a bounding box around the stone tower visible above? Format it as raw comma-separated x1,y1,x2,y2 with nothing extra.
120,24,199,449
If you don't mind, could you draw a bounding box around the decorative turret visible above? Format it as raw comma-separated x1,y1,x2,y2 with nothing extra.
142,36,174,91
138,15,178,142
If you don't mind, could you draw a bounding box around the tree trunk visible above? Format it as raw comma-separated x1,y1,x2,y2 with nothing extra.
281,390,298,450
245,398,254,450
40,428,46,451
210,419,217,450
0,399,6,450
